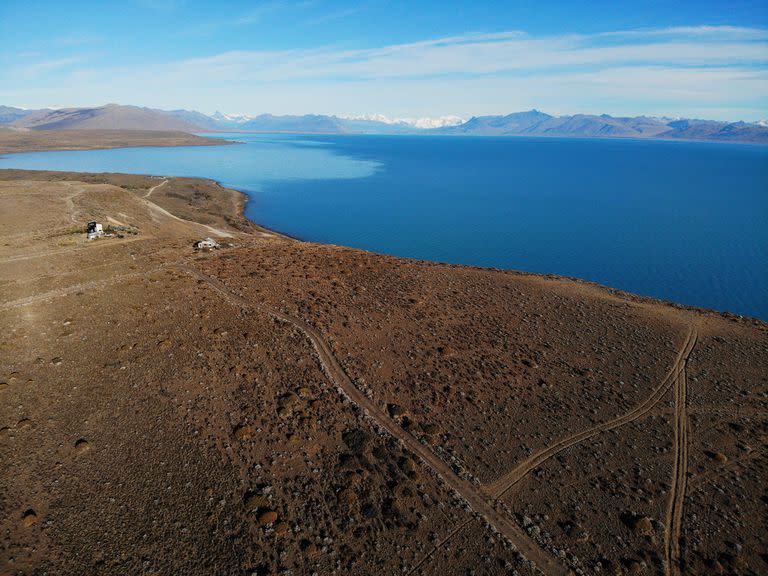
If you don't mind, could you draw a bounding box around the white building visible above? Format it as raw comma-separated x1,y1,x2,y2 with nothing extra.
86,221,103,240
193,237,220,250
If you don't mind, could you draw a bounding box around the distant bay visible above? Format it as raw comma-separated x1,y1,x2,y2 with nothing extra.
1,133,766,320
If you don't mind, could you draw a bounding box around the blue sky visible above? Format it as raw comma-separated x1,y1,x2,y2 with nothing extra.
1,0,767,120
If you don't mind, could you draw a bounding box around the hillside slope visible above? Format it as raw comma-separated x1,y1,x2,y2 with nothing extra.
12,104,204,132
1,169,765,576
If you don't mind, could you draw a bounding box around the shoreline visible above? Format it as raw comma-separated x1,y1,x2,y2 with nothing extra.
213,177,768,326
0,128,237,156
0,128,764,324
2,167,766,575
5,165,766,327
1,164,765,326
209,174,766,326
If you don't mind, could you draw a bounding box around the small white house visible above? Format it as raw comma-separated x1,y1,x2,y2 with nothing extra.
194,237,220,250
86,221,103,241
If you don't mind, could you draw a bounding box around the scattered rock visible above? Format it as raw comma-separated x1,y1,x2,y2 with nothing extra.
633,516,654,536
387,403,408,418
257,510,278,526
234,424,254,441
21,509,37,528
74,438,91,454
277,392,301,417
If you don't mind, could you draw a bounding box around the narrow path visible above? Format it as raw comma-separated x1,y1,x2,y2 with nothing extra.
412,326,699,570
63,182,85,224
664,330,697,576
0,267,167,312
176,265,573,576
139,183,235,238
143,178,168,198
484,328,698,500
0,236,146,265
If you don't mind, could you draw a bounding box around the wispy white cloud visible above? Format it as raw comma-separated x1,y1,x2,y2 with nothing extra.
54,33,102,47
595,25,768,40
6,26,768,121
21,57,83,79
237,1,285,25
301,5,365,27
174,1,287,38
169,26,768,83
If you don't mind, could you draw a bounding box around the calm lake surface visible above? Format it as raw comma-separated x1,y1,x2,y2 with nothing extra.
2,133,766,319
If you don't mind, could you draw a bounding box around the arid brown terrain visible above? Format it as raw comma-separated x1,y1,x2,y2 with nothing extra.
1,169,765,576
0,128,230,155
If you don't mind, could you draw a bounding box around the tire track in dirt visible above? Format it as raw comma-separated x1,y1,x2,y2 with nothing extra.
484,327,698,500
63,183,85,224
0,268,167,312
405,518,473,575
0,236,147,265
176,265,573,576
665,329,697,576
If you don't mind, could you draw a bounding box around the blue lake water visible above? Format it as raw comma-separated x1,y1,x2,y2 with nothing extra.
1,133,766,319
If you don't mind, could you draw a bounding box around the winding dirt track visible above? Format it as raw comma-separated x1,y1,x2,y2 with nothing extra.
138,180,235,239
484,327,698,500
176,265,573,576
664,330,697,576
143,178,168,198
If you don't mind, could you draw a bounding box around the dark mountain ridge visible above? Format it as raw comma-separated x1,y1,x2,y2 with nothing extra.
2,103,766,143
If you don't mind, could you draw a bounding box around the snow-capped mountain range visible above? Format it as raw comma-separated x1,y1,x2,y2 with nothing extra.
1,104,767,143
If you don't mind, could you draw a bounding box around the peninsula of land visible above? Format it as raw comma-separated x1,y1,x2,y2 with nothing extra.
1,138,766,575
0,127,232,155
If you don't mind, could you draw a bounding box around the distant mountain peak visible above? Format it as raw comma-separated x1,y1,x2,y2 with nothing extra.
1,104,766,142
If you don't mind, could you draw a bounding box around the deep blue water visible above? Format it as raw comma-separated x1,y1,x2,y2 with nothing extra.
1,133,766,319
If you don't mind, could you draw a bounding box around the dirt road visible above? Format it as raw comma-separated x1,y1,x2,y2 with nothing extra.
664,330,697,576
484,328,698,500
139,181,235,238
143,178,168,198
176,264,574,576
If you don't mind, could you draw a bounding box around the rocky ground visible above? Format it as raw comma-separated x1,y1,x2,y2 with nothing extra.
1,170,765,576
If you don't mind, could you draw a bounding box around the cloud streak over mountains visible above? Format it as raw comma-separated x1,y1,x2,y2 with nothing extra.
4,26,767,121
177,26,767,81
